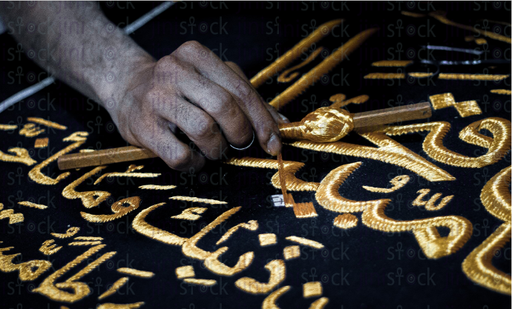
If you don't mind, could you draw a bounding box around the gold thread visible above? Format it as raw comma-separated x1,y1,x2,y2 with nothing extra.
132,202,188,246
333,214,358,229
74,236,103,241
27,117,67,130
454,101,482,117
0,245,51,281
409,72,435,78
364,73,405,79
303,281,322,298
429,93,455,110
175,266,195,279
183,278,217,286
401,11,426,18
309,297,329,309
412,189,453,211
382,118,511,168
293,202,318,218
182,207,242,260
94,165,160,185
0,124,17,130
480,166,511,222
34,137,49,148
97,302,144,309
235,259,286,294
225,157,319,192
285,236,324,249
62,166,111,209
262,286,290,309
259,233,277,246
0,147,37,166
39,239,62,255
69,241,103,246
251,19,342,88
29,132,88,185
429,11,511,44
270,28,378,111
79,149,95,153
0,203,24,224
330,94,369,109
204,247,254,276
18,201,48,209
438,73,509,80
490,89,512,95
19,123,45,137
372,60,412,67
32,244,115,302
278,47,324,83
362,175,410,193
98,277,129,300
283,246,300,260
138,184,177,190
81,196,140,223
171,207,207,221
216,220,259,245
117,268,154,278
51,227,80,239
169,196,227,205
475,38,487,45
290,130,455,182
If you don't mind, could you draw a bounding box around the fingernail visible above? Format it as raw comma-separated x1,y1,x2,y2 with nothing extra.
278,113,290,123
266,133,281,156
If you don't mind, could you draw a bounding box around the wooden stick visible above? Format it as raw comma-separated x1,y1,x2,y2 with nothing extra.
57,102,432,170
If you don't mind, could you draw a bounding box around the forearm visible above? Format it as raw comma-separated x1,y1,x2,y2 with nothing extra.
0,1,154,121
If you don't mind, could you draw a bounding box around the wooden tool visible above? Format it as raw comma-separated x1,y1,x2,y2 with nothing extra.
57,102,431,170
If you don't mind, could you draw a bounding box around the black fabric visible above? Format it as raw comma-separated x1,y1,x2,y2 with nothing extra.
0,2,510,309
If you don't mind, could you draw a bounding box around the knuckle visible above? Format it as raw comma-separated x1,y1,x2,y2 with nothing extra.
179,40,203,53
168,149,193,171
192,117,215,140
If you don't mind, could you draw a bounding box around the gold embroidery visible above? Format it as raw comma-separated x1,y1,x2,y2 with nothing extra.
330,94,370,109
409,72,435,78
27,117,67,130
62,166,111,209
32,244,116,303
117,268,154,278
270,28,378,110
132,202,187,246
0,147,37,166
429,93,482,117
251,19,342,88
182,207,242,260
169,196,227,205
69,241,103,246
0,244,52,281
465,36,488,45
0,204,24,224
278,47,324,83
81,196,140,223
171,207,207,220
0,124,17,130
18,201,48,209
279,107,354,143
438,74,509,81
98,277,129,300
51,227,80,238
480,166,511,222
183,278,217,286
175,266,195,279
204,247,254,276
401,11,426,18
259,233,277,246
364,73,405,79
97,302,144,309
382,118,511,168
372,60,412,67
283,246,300,260
429,92,455,109
235,260,286,294
309,297,329,309
94,165,160,185
362,175,410,193
490,89,512,95
34,137,49,148
412,189,453,211
29,132,88,185
19,123,45,137
79,149,95,153
138,184,177,190
262,286,290,309
216,220,259,245
39,239,62,255
333,214,358,229
290,130,455,182
293,202,318,218
285,236,324,249
428,11,511,44
225,157,319,192
303,281,322,298
74,236,103,241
